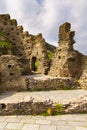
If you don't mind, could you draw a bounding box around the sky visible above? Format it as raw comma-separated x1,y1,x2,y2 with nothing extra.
0,0,87,55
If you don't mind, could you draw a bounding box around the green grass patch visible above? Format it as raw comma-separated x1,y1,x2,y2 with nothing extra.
35,59,39,71
0,31,13,54
0,41,12,49
47,50,53,60
56,103,64,113
0,31,12,43
41,112,50,116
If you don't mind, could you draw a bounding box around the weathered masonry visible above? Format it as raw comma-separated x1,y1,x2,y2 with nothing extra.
0,14,87,91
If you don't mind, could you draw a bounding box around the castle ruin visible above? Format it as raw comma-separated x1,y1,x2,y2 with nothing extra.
0,14,87,91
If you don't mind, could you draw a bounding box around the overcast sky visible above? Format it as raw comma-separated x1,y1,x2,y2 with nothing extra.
0,0,87,54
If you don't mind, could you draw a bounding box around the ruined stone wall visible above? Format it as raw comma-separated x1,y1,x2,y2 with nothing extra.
0,55,26,92
49,22,82,79
24,75,79,91
0,14,50,75
0,92,87,115
0,14,31,74
0,14,87,90
0,35,12,55
0,14,24,57
23,33,50,74
22,31,33,59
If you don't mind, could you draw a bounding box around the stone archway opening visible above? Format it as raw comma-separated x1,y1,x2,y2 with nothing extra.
31,57,38,72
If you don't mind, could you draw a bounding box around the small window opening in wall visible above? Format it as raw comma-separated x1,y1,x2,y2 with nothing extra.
5,18,7,21
8,65,12,68
59,56,61,59
63,66,65,68
4,22,7,25
11,28,14,30
17,32,19,35
9,73,14,76
1,104,6,109
12,42,15,45
7,33,10,35
68,58,75,62
59,49,61,51
1,28,3,31
19,54,23,56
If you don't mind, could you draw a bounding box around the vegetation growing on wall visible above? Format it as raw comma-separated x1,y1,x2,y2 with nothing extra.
40,103,64,116
35,59,39,71
0,31,12,55
47,50,53,60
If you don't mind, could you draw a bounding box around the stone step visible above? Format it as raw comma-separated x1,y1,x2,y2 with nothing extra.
0,90,87,115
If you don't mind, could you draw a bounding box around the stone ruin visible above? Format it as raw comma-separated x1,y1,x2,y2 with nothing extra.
0,14,50,75
49,22,82,78
49,22,87,88
0,14,87,92
23,33,50,74
0,55,26,91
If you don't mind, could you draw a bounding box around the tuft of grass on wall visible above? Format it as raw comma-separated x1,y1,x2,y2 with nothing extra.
0,41,12,49
56,103,64,113
47,50,53,60
0,31,13,54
